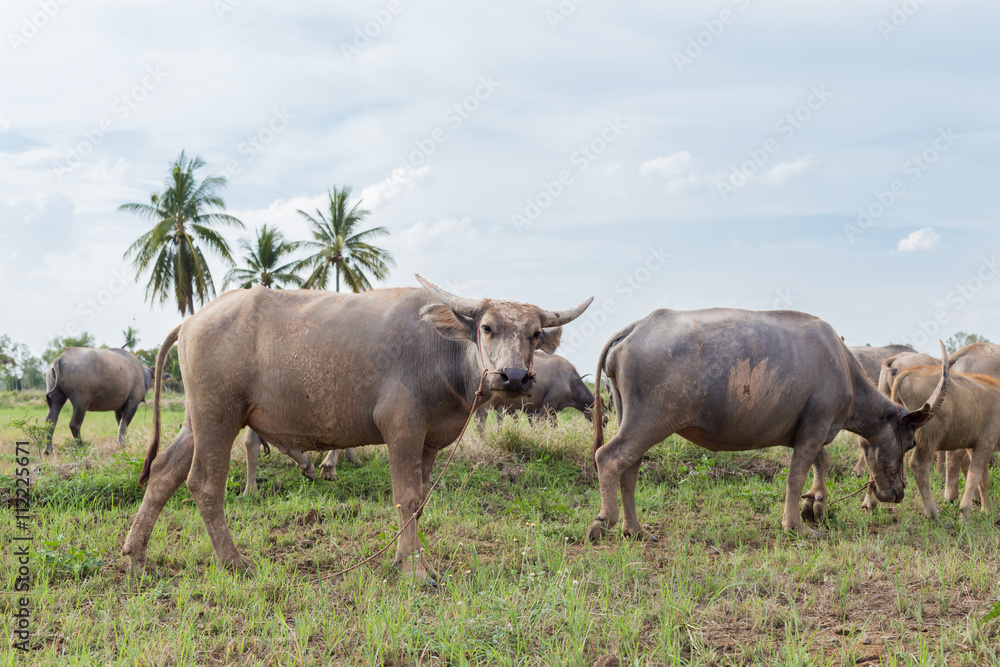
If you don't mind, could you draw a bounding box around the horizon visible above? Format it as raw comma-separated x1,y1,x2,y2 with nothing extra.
2,1,999,371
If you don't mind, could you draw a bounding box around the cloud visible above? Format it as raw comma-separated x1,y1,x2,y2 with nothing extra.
359,165,430,210
763,155,813,184
897,227,940,252
639,152,703,194
0,116,9,133
640,152,696,179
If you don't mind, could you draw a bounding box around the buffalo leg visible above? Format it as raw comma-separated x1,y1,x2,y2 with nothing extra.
118,402,140,447
185,419,250,574
908,443,940,520
243,430,260,497
588,419,663,542
123,420,195,573
319,450,340,480
43,390,67,455
781,433,827,537
68,403,87,441
852,435,867,478
343,447,360,464
801,448,832,522
386,429,437,582
960,446,992,521
620,458,656,541
275,443,317,481
474,408,488,437
944,449,968,503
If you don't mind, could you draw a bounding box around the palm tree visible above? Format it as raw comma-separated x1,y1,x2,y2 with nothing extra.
296,186,394,292
120,150,244,315
122,326,139,350
225,224,303,289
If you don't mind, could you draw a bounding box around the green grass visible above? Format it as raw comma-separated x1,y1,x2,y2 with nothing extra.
2,404,1000,665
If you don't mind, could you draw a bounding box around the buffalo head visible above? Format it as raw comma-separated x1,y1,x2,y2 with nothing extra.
416,274,593,396
860,341,949,502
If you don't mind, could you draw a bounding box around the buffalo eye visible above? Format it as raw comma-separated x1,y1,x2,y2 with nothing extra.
481,324,492,334
532,331,542,340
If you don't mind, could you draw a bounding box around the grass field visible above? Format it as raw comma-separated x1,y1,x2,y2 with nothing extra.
2,395,999,666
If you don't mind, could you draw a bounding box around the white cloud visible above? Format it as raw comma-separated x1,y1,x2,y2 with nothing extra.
897,227,940,252
359,165,430,210
0,116,9,133
640,152,696,179
763,155,813,184
639,152,702,194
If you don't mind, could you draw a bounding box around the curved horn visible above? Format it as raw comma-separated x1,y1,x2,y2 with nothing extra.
414,274,480,317
538,297,595,328
920,340,950,418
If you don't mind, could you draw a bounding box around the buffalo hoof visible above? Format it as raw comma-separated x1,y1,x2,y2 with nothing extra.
319,464,337,481
623,528,658,543
224,556,257,577
242,485,258,497
586,520,610,543
395,556,438,585
303,470,317,482
125,556,163,579
800,500,815,523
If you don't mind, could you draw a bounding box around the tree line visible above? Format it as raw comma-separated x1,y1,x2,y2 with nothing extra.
2,151,395,392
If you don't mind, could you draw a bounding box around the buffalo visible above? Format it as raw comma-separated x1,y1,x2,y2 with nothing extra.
123,277,591,581
474,351,598,434
242,429,360,495
589,309,947,541
44,347,162,455
863,359,996,522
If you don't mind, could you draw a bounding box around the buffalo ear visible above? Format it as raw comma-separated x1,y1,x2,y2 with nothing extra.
421,304,475,341
538,327,562,353
900,408,932,430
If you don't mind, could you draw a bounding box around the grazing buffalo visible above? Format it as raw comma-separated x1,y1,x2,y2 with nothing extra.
44,347,161,455
849,344,916,383
863,360,996,522
589,309,948,541
873,352,967,490
876,352,941,395
847,344,918,476
949,342,1000,377
123,277,591,581
242,429,360,495
474,352,598,434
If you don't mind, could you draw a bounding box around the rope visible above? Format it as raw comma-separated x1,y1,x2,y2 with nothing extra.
825,480,873,507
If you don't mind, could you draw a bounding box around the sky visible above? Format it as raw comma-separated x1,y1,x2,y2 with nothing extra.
1,0,998,373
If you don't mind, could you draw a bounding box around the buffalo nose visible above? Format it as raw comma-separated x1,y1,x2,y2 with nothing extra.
501,367,533,392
